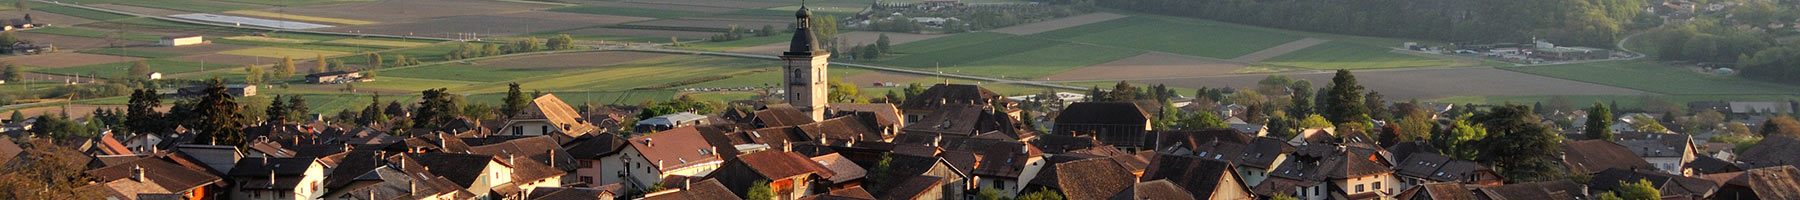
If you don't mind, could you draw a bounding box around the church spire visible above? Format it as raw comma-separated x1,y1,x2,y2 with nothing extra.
786,2,819,55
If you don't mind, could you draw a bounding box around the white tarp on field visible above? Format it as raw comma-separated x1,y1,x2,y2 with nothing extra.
169,13,334,30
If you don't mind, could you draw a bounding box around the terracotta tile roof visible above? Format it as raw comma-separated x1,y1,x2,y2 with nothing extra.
829,103,903,127
739,150,836,180
96,132,134,155
0,138,21,165
879,175,947,200
755,104,817,127
86,157,222,193
510,93,597,137
1030,134,1101,154
898,84,1003,111
1395,182,1479,200
798,116,884,144
629,126,734,172
643,179,742,200
1238,137,1292,169
1027,154,1102,190
468,135,578,173
812,153,867,184
565,133,630,159
1588,168,1718,197
1054,102,1151,126
1057,157,1137,200
1473,180,1582,200
1561,139,1656,174
1702,166,1800,200
320,150,387,189
1249,176,1320,196
799,186,876,200
403,153,501,188
526,186,616,200
1738,136,1800,169
1141,154,1244,198
1133,180,1196,200
1685,155,1743,174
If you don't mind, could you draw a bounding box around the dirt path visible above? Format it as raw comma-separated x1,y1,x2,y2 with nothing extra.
1228,38,1328,63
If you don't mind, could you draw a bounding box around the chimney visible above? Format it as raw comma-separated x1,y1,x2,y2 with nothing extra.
268,170,276,188
130,165,146,182
344,143,353,152
410,180,418,196
784,142,793,152
819,133,828,145
549,149,557,168
509,154,518,165
710,146,720,160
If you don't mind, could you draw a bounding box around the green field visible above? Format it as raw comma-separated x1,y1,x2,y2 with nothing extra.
23,27,162,41
948,44,1142,78
445,55,780,93
676,34,793,51
56,0,259,12
381,63,562,82
36,59,231,78
1032,16,1302,59
685,67,875,88
76,48,192,59
548,6,707,19
34,5,135,21
466,90,679,105
878,34,1061,68
1504,60,1800,95
1261,41,1457,70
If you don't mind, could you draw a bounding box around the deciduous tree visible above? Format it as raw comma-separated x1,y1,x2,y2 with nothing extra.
129,61,150,80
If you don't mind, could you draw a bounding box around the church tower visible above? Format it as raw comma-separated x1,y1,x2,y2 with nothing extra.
783,5,830,122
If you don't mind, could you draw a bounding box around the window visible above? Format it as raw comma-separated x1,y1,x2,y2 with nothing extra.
541,125,550,134
513,126,523,135
581,176,594,184
1374,182,1382,190
1356,184,1364,192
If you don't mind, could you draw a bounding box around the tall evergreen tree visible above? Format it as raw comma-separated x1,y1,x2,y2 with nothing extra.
1287,80,1314,119
414,88,460,128
1585,102,1614,140
1323,70,1369,125
1365,91,1389,121
287,95,309,121
358,95,386,126
502,83,528,118
192,79,246,146
266,94,288,123
1472,104,1564,183
125,88,164,134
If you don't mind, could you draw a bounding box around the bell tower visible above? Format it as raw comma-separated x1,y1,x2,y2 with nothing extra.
783,4,829,122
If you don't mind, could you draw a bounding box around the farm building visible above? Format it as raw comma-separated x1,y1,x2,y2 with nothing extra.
1,15,39,31
2,42,53,55
160,35,205,46
147,72,162,80
304,71,364,84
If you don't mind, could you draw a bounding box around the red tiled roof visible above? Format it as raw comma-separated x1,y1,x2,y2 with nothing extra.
629,126,726,171
737,150,835,180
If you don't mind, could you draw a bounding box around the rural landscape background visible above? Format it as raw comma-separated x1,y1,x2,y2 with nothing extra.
0,0,1795,123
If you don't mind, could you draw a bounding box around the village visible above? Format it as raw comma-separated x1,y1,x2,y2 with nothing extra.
0,5,1797,200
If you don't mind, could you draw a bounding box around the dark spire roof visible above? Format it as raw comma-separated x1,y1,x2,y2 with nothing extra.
785,4,821,56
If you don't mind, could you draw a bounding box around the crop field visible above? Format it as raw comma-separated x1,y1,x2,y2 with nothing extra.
1040,52,1247,81
1137,67,1646,100
992,12,1127,35
23,27,164,41
219,47,352,58
76,48,193,59
877,35,1062,70
222,36,316,44
549,6,710,19
1504,60,1800,95
167,54,274,66
465,90,679,105
0,53,143,68
325,39,431,47
945,44,1143,79
1032,17,1303,59
224,10,378,25
263,0,552,22
57,0,260,12
452,55,778,93
382,63,561,82
0,9,99,25
1260,41,1458,70
30,4,134,20
35,59,230,78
